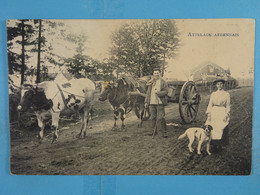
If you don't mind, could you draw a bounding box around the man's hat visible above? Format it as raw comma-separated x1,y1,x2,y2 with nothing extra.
153,67,161,72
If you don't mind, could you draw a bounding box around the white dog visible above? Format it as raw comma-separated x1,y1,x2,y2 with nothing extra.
178,125,213,155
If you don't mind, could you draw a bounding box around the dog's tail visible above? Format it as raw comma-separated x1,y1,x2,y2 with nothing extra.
178,132,187,140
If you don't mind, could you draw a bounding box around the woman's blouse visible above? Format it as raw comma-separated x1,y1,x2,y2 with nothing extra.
206,90,230,115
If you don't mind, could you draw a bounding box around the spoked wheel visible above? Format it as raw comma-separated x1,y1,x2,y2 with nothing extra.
179,81,200,124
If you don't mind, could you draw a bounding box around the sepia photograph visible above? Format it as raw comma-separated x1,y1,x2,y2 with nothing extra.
7,19,254,175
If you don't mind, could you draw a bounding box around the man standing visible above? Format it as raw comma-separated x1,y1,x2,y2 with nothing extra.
145,68,168,138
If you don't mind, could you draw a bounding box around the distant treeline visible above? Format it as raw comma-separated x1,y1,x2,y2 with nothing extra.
7,19,180,85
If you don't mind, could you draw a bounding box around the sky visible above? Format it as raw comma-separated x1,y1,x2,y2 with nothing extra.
8,19,255,80
61,19,255,80
52,19,123,60
166,19,255,80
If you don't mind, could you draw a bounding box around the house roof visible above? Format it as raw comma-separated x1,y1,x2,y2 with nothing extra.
190,61,227,74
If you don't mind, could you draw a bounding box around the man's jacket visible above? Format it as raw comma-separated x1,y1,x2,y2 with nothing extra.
145,77,168,106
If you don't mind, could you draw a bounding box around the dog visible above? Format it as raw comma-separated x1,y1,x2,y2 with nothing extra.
178,125,213,155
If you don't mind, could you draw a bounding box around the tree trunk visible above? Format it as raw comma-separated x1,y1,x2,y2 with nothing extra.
162,52,166,77
20,20,25,85
8,53,13,74
138,55,142,77
36,19,42,83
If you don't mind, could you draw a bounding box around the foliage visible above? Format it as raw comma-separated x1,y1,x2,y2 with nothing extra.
65,34,93,79
7,19,69,83
96,58,116,81
7,20,35,77
66,34,87,54
65,54,95,78
64,33,115,81
32,20,68,82
109,19,179,77
7,19,179,86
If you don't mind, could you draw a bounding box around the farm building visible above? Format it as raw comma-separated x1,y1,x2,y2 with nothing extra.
190,62,237,91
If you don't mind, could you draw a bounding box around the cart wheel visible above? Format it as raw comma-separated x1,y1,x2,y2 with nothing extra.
179,81,200,123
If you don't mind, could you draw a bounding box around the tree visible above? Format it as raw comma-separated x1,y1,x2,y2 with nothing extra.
30,20,67,82
7,19,68,84
65,34,100,80
110,19,179,77
7,19,35,84
36,19,42,83
95,58,116,81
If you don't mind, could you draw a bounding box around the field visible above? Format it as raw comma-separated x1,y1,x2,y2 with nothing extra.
10,87,253,175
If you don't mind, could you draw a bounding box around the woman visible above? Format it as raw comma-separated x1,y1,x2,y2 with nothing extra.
205,77,230,152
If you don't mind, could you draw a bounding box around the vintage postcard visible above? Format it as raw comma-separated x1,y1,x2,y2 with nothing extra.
7,19,254,175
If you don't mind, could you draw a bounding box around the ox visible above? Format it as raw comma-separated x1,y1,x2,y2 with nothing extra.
17,78,96,143
98,76,150,130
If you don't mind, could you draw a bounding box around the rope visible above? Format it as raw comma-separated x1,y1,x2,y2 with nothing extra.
30,90,60,112
54,82,68,109
60,89,86,98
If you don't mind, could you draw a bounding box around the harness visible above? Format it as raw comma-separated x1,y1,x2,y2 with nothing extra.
52,82,90,113
31,90,59,112
35,82,65,113
53,82,86,113
20,81,89,114
54,82,68,109
33,82,72,113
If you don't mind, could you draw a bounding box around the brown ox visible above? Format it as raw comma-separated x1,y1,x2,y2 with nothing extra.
98,75,150,130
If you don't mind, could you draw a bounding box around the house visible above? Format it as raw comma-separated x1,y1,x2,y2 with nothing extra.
190,62,230,82
190,62,237,91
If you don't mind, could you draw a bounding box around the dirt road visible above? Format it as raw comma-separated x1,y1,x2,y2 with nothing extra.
10,87,253,175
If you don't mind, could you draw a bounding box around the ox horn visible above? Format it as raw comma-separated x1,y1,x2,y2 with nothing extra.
122,79,127,85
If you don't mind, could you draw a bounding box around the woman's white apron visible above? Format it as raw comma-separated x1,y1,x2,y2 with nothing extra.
206,106,229,140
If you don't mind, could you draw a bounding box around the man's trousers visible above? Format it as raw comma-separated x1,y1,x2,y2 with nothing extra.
149,104,167,136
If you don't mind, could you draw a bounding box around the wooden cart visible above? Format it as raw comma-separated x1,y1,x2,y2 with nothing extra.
129,77,201,124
